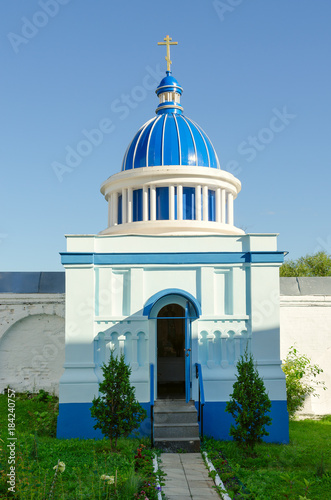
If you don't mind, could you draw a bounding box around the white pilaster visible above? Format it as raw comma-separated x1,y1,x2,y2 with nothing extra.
127,188,133,223
221,189,226,224
108,198,111,227
169,185,175,221
112,192,118,226
177,185,183,220
143,186,148,221
216,188,221,223
228,192,234,225
202,185,208,222
150,185,156,221
200,266,214,316
196,185,201,221
122,188,127,224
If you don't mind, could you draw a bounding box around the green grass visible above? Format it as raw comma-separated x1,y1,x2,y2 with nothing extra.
0,392,162,499
203,416,331,499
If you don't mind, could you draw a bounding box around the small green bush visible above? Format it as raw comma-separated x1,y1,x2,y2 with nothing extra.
226,348,272,452
282,345,327,418
90,351,147,450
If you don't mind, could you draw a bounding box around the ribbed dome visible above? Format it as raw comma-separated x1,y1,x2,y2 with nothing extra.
121,114,221,171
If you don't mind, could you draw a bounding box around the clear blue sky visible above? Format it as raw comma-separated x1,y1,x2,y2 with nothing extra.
1,0,330,271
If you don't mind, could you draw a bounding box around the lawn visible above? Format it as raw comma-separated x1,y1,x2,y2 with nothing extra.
0,391,162,499
1,391,330,499
203,416,331,499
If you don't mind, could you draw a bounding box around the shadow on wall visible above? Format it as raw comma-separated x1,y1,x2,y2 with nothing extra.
0,314,65,395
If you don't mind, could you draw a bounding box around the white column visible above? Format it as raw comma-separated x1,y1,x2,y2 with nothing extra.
234,334,241,361
143,186,148,221
195,185,201,221
112,192,118,226
169,185,175,220
216,188,221,223
221,189,226,224
122,188,127,224
127,188,133,223
131,334,139,371
108,197,112,227
228,192,234,225
207,333,215,368
202,185,208,222
221,333,229,368
150,185,156,221
177,185,183,220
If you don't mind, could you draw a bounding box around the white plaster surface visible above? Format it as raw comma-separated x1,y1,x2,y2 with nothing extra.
280,295,331,415
0,285,330,415
0,294,65,395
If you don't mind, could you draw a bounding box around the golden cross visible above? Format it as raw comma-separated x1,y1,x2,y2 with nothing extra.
158,35,178,72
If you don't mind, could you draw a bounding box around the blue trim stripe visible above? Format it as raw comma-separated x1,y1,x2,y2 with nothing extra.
61,251,285,266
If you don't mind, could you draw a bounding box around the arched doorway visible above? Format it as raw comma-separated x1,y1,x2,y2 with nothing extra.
157,303,185,399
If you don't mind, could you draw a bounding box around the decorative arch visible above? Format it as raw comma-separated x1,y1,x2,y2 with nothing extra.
0,301,64,342
143,288,201,319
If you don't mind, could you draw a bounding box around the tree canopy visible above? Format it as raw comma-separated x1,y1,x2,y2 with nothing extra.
280,251,331,277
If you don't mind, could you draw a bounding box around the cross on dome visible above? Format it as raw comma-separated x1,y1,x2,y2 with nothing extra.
157,35,178,72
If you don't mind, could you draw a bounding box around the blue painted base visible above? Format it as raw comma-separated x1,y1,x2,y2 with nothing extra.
57,401,288,444
195,400,289,444
57,402,151,439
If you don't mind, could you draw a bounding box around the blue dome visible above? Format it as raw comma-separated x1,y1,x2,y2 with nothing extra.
121,71,221,171
121,113,220,171
156,74,183,96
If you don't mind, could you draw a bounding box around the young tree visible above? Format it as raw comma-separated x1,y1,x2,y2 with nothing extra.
280,251,331,277
90,351,147,450
282,345,327,418
225,348,272,452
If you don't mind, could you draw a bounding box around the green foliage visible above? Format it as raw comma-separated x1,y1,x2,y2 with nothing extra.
90,351,147,450
0,393,160,499
282,346,327,418
225,349,272,452
280,251,331,277
203,417,331,499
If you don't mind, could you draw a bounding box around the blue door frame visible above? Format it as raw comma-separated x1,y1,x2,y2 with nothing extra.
185,303,191,403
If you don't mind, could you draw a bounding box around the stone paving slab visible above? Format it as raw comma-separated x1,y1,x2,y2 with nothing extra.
160,452,220,499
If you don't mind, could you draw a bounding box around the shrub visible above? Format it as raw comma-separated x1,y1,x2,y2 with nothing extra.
90,351,147,450
225,348,272,452
282,345,327,418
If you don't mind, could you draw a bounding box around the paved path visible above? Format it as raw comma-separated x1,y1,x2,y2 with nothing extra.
160,452,220,499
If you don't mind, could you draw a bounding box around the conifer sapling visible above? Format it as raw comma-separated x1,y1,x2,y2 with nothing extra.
90,351,147,450
225,347,272,452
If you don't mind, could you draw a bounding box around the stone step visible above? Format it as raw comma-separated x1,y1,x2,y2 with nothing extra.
154,405,198,424
154,422,200,439
154,437,200,453
154,399,195,410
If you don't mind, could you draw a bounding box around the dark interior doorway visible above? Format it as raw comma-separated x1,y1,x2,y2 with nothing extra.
157,303,185,399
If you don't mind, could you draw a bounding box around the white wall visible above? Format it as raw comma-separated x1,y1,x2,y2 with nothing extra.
1,281,330,415
280,295,331,415
0,294,65,395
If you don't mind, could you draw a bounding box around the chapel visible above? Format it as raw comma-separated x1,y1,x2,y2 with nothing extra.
57,37,289,446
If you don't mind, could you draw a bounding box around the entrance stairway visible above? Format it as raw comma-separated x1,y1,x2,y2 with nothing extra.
153,399,200,452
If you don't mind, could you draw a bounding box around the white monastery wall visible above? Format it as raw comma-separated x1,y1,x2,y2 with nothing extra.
0,276,330,415
0,294,65,395
280,278,331,416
